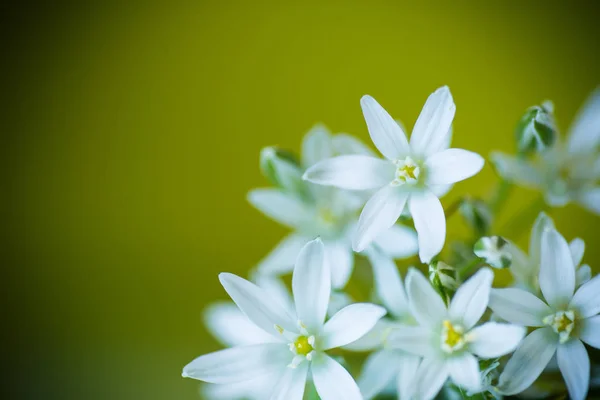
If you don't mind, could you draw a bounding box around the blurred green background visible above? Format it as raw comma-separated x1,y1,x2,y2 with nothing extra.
2,1,599,399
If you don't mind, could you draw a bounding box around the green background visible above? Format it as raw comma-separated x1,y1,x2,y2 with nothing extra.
2,1,599,399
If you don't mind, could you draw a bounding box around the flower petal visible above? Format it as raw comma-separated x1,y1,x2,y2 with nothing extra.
219,273,297,336
579,315,600,349
324,239,354,289
569,238,585,267
321,303,386,350
490,152,543,187
557,339,590,400
405,267,448,327
529,212,555,266
248,189,315,229
468,322,526,358
497,327,558,395
366,247,409,319
570,274,600,318
302,124,332,168
409,190,446,263
578,187,600,215
357,350,401,399
342,319,397,351
413,357,449,400
312,353,362,400
448,352,481,393
386,324,437,358
253,275,295,315
449,267,493,329
576,264,592,287
202,374,276,400
292,238,330,333
353,186,408,252
256,234,309,275
396,353,422,400
371,224,418,259
410,86,456,158
303,155,394,190
204,302,277,347
360,95,410,160
539,228,575,309
332,133,377,157
269,362,309,400
488,288,551,327
425,148,484,185
182,343,291,383
567,86,600,154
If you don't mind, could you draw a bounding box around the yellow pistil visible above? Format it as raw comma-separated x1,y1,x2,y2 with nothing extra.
400,164,417,180
544,310,575,343
441,320,466,353
294,336,314,356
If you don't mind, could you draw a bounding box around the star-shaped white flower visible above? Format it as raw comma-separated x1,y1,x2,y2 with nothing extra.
386,268,525,400
182,238,386,400
250,125,418,288
303,87,485,262
488,227,600,400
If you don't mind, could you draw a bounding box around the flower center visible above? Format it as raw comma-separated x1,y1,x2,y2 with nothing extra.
392,156,421,186
543,310,575,343
293,335,314,356
441,320,466,353
317,208,337,225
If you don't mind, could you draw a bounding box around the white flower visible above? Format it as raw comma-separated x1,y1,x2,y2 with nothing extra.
488,227,600,400
474,236,512,269
182,239,386,400
386,268,526,400
303,87,485,262
250,125,418,288
491,88,600,214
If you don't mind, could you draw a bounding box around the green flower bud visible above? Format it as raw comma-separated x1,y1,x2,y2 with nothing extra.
459,198,492,236
515,101,557,155
474,236,512,269
429,261,458,304
259,147,308,198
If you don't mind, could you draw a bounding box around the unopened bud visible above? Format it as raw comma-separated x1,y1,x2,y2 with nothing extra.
459,199,492,236
474,236,512,269
259,147,307,198
515,101,557,155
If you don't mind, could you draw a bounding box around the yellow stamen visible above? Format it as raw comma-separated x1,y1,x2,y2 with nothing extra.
294,336,314,356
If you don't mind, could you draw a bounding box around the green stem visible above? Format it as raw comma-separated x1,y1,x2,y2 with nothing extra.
444,196,466,219
499,195,547,240
457,257,484,280
489,179,513,216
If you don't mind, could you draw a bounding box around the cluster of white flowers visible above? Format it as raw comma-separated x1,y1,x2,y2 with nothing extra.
182,86,600,400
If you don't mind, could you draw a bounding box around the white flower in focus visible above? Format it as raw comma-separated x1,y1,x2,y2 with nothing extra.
182,239,386,400
488,228,600,400
303,87,485,262
474,236,512,269
250,125,418,288
386,268,526,400
492,88,600,214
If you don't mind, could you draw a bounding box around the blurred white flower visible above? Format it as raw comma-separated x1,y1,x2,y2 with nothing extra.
250,125,418,288
474,236,512,269
387,268,525,400
492,88,600,214
304,87,484,262
488,228,600,400
182,239,386,400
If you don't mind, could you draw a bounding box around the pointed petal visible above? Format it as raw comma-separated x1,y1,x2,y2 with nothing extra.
539,229,575,309
529,212,554,266
569,238,585,267
576,264,592,287
578,187,600,215
204,302,276,347
371,224,418,259
324,240,354,289
360,95,410,160
570,274,600,318
448,352,481,393
396,353,422,400
557,339,590,400
248,189,314,229
413,357,449,400
405,267,447,327
429,183,453,198
302,124,332,168
357,350,401,399
425,148,484,185
321,303,386,350
256,234,308,275
312,353,362,400
386,325,437,357
469,322,526,358
353,186,408,252
449,268,493,329
254,275,295,315
567,87,600,154
490,152,543,187
202,374,275,400
269,362,309,400
409,190,446,263
410,86,456,157
579,315,600,349
292,239,330,332
303,155,394,190
342,319,396,351
182,343,291,383
488,288,551,327
366,247,410,319
331,133,377,157
219,273,297,336
497,328,558,395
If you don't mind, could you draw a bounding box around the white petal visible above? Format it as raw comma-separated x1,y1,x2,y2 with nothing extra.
360,95,410,160
449,268,493,329
468,322,527,358
506,242,535,287
182,343,291,383
323,240,354,289
248,189,314,229
353,186,408,252
204,302,276,347
539,228,575,309
413,357,449,400
371,224,418,259
405,268,447,327
253,275,295,315
292,239,330,333
366,247,410,319
386,324,437,358
488,288,551,327
410,86,456,158
448,352,481,393
303,155,394,190
219,273,297,336
321,303,386,350
425,148,484,185
429,183,453,198
342,319,396,351
327,290,353,318
331,133,377,157
409,190,446,263
312,353,362,400
357,350,401,399
269,362,309,400
557,339,590,400
578,187,600,215
576,264,592,287
570,274,600,318
497,327,558,395
528,211,555,266
302,124,332,168
490,152,543,187
396,353,422,400
569,238,585,267
256,234,308,275
567,87,600,154
579,315,600,349
202,375,274,400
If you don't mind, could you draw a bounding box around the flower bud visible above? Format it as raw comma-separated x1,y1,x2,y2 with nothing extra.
515,101,557,155
474,236,512,269
429,261,458,303
259,147,307,198
459,198,492,236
